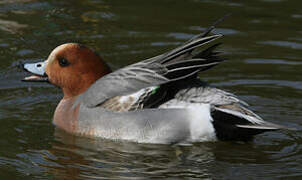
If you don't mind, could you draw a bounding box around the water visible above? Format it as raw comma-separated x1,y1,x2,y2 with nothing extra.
0,0,301,179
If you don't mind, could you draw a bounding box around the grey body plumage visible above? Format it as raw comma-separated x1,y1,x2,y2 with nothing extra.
72,17,291,143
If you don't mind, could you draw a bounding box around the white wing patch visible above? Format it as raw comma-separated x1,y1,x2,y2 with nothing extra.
124,86,157,102
101,86,157,112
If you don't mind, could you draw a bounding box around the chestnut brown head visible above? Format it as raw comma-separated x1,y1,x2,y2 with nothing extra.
23,43,112,98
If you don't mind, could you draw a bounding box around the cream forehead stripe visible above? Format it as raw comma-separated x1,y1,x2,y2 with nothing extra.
46,43,81,63
46,44,68,63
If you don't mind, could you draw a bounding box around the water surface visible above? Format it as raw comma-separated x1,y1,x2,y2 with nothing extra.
0,0,301,179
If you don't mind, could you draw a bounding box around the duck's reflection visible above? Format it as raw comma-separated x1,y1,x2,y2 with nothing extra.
41,128,215,179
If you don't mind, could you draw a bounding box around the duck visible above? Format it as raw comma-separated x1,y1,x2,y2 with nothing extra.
21,23,291,144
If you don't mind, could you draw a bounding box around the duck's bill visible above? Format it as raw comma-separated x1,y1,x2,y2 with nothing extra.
22,61,49,82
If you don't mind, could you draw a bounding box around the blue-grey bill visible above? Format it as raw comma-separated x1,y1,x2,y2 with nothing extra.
22,61,48,82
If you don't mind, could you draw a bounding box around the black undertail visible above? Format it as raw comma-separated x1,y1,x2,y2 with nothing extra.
211,109,274,141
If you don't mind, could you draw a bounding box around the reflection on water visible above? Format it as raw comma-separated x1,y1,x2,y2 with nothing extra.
0,0,301,179
0,19,27,33
38,129,215,179
260,41,302,50
245,59,302,65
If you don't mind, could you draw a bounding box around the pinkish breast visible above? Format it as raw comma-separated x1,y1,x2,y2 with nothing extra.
53,97,80,134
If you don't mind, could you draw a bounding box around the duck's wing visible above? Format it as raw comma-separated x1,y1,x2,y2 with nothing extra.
96,86,161,112
80,32,225,108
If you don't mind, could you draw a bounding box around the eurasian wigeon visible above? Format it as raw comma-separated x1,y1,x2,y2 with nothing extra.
22,25,291,144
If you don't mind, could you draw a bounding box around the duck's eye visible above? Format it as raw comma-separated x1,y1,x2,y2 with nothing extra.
58,58,70,67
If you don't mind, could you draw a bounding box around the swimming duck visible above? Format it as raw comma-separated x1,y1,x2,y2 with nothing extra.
22,25,290,144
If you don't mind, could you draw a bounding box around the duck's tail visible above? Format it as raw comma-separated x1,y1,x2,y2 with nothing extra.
211,104,295,141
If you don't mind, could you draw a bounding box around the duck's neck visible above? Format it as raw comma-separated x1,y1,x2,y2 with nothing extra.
53,97,80,134
61,74,96,99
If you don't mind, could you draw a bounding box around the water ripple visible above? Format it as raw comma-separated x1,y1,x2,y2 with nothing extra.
260,41,302,49
245,58,302,65
214,79,302,90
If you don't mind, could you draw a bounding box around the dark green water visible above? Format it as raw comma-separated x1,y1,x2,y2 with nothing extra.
0,0,301,179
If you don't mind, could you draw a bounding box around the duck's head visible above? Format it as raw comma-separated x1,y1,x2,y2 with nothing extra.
22,43,111,98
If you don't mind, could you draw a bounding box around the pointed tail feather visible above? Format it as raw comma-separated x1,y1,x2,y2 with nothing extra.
236,122,296,131
211,105,295,141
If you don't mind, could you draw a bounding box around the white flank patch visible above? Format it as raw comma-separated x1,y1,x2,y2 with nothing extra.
160,100,216,142
187,104,216,142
